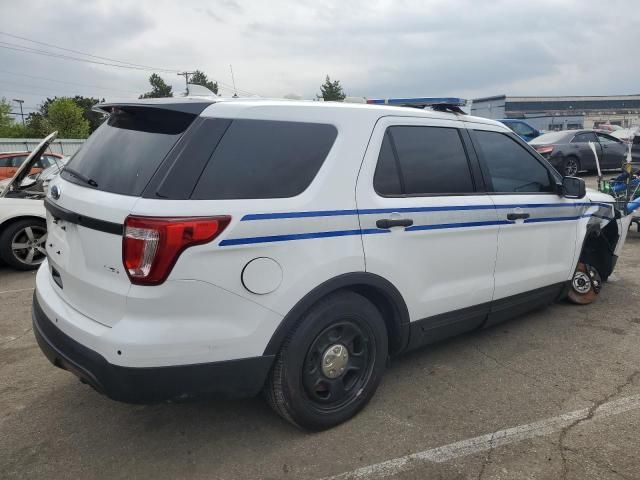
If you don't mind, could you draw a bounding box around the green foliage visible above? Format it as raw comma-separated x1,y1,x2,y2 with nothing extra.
0,97,28,138
45,98,90,139
24,112,51,138
140,73,173,98
37,96,105,134
190,70,218,95
318,75,346,101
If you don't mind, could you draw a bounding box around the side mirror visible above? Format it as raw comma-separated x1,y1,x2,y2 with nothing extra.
562,176,586,199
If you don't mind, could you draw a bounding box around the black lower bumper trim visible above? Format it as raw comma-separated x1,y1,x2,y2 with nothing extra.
32,294,275,403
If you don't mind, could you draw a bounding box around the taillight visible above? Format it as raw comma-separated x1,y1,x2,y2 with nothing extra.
123,215,231,285
535,145,554,156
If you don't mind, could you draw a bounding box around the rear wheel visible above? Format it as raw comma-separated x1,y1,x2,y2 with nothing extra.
563,156,580,177
0,218,47,270
264,291,388,430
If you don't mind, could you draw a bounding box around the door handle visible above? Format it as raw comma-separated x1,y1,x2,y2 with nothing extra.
376,218,413,229
507,212,530,220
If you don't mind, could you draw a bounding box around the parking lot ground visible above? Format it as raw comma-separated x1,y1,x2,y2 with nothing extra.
2,174,640,480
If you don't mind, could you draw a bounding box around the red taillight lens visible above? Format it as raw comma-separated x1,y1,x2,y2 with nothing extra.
123,215,231,285
535,145,554,155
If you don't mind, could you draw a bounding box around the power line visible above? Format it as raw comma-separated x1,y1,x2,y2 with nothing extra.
0,31,181,73
0,69,141,95
0,31,260,97
0,41,179,73
0,78,136,97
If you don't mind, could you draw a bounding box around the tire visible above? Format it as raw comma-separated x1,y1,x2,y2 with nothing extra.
0,218,47,270
562,156,580,177
264,290,388,430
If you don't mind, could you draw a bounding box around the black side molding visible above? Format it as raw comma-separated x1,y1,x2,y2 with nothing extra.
44,198,123,236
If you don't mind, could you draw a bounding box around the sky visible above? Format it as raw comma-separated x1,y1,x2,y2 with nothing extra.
0,0,639,116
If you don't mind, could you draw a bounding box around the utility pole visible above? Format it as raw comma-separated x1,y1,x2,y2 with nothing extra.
12,99,25,127
177,71,196,96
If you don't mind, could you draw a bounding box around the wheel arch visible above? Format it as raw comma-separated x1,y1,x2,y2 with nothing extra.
0,214,46,233
577,218,619,281
263,272,410,357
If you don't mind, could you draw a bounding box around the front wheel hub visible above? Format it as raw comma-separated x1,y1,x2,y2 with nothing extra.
572,271,592,294
322,344,349,379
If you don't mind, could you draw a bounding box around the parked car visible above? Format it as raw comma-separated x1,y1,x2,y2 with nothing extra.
33,98,629,430
0,151,64,181
0,156,68,195
0,134,59,270
529,129,627,176
498,119,541,141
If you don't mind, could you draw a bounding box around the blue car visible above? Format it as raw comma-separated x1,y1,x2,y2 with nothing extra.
498,119,541,141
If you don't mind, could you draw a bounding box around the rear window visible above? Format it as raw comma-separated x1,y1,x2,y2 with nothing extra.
191,119,337,200
62,107,195,196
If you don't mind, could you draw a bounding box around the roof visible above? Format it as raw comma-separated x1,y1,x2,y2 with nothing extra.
97,97,506,128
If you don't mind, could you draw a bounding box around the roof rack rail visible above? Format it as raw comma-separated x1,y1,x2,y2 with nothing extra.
365,97,468,114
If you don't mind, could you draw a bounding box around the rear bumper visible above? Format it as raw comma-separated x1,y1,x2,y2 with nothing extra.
33,294,274,403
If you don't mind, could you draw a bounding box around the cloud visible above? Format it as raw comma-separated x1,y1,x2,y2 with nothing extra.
0,0,639,113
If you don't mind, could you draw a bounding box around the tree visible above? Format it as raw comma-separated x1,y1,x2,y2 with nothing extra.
24,112,51,138
45,98,90,138
318,75,346,101
0,97,27,138
37,96,105,134
139,73,173,98
190,70,218,94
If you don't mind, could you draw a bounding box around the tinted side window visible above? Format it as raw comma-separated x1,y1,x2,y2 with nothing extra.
572,132,597,143
510,122,534,136
373,132,402,195
474,130,554,193
376,126,473,195
10,155,27,167
192,120,337,200
597,133,619,144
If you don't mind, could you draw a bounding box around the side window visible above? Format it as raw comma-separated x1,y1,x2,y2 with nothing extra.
374,125,474,195
597,133,619,144
572,132,597,143
510,122,533,137
474,130,555,193
0,157,10,167
192,119,337,200
373,132,402,195
10,155,27,167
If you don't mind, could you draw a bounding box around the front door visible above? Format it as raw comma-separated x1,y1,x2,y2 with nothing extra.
468,125,578,309
356,117,500,344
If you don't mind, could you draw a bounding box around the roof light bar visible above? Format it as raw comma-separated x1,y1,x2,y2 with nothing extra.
366,97,467,107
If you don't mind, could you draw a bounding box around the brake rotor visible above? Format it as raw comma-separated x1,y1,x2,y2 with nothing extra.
567,263,601,305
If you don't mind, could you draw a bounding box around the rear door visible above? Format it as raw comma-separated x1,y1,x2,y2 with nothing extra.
596,132,627,169
45,106,199,327
468,125,578,306
356,116,500,344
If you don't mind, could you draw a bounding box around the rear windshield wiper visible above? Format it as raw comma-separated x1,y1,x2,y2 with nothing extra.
63,167,98,188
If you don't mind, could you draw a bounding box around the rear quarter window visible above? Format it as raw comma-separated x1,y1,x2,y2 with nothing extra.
191,119,337,200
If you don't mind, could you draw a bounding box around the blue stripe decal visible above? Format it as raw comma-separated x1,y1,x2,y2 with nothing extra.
219,228,386,246
406,220,512,232
524,216,581,223
241,202,590,221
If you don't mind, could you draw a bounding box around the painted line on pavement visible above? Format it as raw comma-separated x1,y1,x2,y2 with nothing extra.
320,394,640,480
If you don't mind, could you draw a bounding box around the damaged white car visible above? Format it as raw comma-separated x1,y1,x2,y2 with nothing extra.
0,132,61,270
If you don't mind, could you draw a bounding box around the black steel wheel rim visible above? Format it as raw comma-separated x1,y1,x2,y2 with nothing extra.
302,319,375,412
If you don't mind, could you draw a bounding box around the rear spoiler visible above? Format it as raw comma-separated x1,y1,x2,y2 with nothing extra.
93,98,217,115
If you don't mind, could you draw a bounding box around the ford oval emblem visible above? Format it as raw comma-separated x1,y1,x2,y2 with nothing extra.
50,184,61,200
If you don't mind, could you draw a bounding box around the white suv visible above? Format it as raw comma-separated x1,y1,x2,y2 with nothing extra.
33,97,630,430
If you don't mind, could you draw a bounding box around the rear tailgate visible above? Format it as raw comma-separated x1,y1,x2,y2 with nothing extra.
44,103,207,327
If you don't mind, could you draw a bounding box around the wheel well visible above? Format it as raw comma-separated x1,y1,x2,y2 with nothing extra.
263,273,410,357
579,220,619,281
0,215,46,233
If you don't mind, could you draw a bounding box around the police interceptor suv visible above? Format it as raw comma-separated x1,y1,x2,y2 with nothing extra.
33,97,630,430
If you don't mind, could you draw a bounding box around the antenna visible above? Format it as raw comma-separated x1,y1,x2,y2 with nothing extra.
230,64,238,98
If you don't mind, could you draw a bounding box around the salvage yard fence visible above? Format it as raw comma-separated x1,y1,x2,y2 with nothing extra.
0,138,86,157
